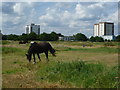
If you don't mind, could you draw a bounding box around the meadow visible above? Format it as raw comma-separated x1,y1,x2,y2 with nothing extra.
1,40,119,88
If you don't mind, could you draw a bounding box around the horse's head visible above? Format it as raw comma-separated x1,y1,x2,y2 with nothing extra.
26,53,32,62
50,49,56,57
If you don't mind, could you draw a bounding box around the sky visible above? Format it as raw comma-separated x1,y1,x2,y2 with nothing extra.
1,1,119,37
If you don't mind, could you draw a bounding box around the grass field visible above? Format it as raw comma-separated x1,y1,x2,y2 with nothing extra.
1,40,119,88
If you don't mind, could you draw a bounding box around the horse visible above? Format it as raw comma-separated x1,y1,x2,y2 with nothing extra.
26,42,56,63
19,41,28,44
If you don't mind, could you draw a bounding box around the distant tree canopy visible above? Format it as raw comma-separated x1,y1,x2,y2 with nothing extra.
1,31,120,42
2,34,19,41
39,32,59,41
89,36,104,42
74,33,88,41
28,32,38,41
115,35,120,41
2,32,60,41
19,33,28,41
39,33,50,41
50,32,59,41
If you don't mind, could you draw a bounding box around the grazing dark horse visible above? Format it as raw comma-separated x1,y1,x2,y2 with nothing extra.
26,42,56,63
19,41,28,44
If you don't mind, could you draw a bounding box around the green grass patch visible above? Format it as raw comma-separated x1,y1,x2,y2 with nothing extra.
36,61,118,88
2,47,23,54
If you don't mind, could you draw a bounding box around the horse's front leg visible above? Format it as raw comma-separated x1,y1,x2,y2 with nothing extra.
33,53,36,64
37,53,41,61
45,51,49,61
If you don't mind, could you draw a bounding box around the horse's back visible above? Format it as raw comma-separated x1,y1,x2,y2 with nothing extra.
29,42,52,53
29,42,42,53
38,42,51,48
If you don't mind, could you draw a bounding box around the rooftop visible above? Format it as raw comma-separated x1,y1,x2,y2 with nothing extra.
94,22,114,25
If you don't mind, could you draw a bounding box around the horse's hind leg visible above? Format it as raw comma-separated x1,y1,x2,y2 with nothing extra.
33,53,36,64
37,53,41,61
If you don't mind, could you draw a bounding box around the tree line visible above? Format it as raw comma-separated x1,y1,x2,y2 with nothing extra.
1,31,120,42
2,32,62,41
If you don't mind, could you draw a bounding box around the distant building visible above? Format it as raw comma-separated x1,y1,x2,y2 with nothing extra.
94,22,114,40
59,36,75,41
25,23,40,35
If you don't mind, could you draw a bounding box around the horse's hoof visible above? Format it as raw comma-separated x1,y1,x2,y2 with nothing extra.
33,62,36,64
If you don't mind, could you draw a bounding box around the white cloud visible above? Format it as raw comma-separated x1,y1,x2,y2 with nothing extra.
75,4,85,15
13,3,24,15
88,3,104,9
62,10,71,19
13,2,34,15
74,4,93,20
40,13,54,22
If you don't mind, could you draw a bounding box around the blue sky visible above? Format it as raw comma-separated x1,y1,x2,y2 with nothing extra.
1,1,119,37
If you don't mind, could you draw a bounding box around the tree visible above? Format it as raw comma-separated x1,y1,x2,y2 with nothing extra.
89,36,96,42
57,33,64,37
7,34,19,41
115,35,120,41
74,33,88,41
50,32,59,41
19,33,29,41
39,32,51,41
2,35,7,40
28,32,38,41
95,36,104,42
38,32,59,41
89,36,104,42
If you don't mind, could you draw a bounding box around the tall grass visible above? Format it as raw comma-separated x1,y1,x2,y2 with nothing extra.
37,61,118,88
